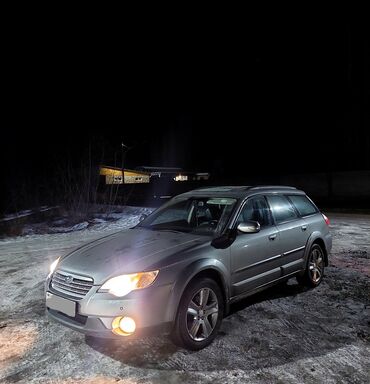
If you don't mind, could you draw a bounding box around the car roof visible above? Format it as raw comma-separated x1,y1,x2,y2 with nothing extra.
177,185,306,199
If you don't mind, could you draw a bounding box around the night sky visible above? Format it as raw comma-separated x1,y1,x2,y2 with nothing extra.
2,22,369,212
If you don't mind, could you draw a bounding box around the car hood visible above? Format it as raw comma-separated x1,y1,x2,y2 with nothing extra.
57,228,209,284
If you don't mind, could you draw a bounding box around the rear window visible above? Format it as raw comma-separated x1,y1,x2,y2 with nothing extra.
288,195,318,216
266,195,298,224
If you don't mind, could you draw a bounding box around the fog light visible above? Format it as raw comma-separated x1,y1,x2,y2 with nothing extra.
112,316,136,336
120,317,136,334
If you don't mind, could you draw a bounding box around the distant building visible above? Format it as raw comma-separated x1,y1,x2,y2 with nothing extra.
100,165,150,185
135,166,210,182
100,165,210,186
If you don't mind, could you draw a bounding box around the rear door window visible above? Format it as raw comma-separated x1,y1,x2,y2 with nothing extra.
266,195,298,224
288,195,317,216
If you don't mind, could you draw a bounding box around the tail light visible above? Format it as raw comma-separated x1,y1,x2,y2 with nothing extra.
322,213,330,226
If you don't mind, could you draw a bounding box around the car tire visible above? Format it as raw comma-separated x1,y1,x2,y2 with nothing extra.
297,243,325,287
171,277,224,350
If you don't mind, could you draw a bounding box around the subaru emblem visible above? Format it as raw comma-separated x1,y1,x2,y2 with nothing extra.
65,275,73,284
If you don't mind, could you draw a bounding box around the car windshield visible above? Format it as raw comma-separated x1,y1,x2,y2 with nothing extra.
138,197,237,235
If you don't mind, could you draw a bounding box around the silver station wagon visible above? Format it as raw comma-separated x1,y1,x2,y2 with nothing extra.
46,186,332,350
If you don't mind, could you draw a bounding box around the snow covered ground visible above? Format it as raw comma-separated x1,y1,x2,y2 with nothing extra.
0,211,369,383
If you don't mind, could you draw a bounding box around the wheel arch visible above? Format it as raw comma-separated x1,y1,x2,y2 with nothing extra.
165,259,230,323
304,232,329,266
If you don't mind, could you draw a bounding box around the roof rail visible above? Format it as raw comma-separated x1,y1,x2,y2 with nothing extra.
194,186,250,191
248,185,297,190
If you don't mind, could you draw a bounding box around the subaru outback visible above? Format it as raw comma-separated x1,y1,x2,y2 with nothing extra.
46,186,332,350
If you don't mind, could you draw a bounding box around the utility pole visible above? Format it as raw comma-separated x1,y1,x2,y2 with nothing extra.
121,141,132,204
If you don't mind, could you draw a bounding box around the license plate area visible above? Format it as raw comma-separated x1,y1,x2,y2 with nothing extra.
46,292,76,317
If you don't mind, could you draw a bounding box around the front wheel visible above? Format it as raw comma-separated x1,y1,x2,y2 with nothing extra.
297,244,325,287
171,277,224,350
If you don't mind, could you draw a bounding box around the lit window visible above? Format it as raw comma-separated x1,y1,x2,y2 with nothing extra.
174,174,188,181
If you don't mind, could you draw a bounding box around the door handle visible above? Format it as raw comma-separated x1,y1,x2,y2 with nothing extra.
301,225,307,231
269,234,277,240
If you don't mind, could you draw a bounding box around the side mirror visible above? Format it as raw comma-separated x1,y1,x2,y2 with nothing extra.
139,213,148,222
237,220,260,234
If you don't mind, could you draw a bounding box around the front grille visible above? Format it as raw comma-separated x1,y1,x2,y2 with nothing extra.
51,270,94,299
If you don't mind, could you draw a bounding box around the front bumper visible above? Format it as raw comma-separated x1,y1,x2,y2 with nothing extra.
47,308,171,338
45,279,174,338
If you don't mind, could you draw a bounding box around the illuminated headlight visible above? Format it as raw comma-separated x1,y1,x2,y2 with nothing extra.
99,270,159,297
48,257,60,278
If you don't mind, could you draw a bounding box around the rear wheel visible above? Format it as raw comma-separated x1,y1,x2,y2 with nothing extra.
297,244,325,287
171,277,224,350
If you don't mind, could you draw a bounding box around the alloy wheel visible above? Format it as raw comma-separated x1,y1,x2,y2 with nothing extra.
186,287,219,341
309,247,324,283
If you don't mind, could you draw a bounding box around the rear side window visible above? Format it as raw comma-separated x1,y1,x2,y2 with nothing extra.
266,195,298,224
288,195,317,216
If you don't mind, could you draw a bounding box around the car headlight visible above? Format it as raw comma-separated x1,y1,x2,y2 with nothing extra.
48,257,60,278
99,270,159,297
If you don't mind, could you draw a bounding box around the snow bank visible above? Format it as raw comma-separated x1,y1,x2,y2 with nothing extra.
17,206,155,236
